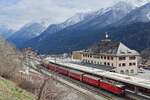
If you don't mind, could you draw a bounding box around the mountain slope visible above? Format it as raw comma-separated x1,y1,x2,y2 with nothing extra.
116,2,150,26
23,21,150,54
35,12,98,43
22,1,136,54
8,23,45,47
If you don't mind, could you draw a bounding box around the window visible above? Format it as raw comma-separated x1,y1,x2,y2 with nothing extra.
122,63,126,66
129,56,136,60
104,56,106,60
87,60,89,63
126,70,129,74
129,63,132,66
90,55,92,57
101,56,103,59
107,56,110,60
111,57,113,60
104,62,106,65
119,63,121,67
131,69,134,73
119,57,126,60
129,63,136,66
107,63,110,66
120,70,124,74
94,55,100,59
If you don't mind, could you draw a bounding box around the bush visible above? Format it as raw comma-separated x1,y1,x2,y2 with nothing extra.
18,80,38,93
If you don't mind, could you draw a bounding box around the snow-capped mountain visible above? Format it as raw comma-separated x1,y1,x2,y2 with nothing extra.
42,12,95,35
60,13,90,28
68,1,135,30
116,2,150,26
8,22,45,47
126,0,150,7
34,11,97,42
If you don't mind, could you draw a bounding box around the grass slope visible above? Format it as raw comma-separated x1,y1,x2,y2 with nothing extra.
0,77,34,100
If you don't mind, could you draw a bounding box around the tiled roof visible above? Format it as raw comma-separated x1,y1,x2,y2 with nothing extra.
85,39,139,55
87,40,120,54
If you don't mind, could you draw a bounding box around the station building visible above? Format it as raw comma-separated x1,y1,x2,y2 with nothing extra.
73,35,140,75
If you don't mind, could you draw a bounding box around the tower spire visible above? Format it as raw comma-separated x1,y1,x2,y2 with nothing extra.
105,32,109,39
101,32,111,42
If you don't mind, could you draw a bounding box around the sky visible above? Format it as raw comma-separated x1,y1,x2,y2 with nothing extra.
0,0,149,30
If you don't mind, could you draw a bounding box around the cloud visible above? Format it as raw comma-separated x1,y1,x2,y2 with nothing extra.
0,0,125,30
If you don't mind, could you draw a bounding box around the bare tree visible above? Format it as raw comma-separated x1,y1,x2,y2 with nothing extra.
0,37,21,79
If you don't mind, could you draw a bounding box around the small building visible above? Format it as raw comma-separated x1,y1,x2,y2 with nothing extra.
79,35,140,75
72,51,83,60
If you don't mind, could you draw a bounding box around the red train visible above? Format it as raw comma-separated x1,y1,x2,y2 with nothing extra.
43,63,125,95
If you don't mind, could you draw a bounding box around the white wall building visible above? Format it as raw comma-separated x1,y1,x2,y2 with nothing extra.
81,37,140,75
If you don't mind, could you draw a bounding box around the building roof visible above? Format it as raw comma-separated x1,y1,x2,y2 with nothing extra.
85,39,139,56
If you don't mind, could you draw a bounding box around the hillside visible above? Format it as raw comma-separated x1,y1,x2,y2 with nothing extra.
0,77,34,100
22,21,150,54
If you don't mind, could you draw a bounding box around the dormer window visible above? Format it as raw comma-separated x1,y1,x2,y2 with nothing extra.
127,50,131,53
120,51,125,54
120,50,125,54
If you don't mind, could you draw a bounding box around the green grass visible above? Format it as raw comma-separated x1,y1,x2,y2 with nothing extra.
0,77,35,100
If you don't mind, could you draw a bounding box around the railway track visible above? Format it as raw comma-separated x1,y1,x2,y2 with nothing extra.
41,67,114,100
40,65,132,100
27,59,113,100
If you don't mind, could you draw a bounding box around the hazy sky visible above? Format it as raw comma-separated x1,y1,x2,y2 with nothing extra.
0,0,148,30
